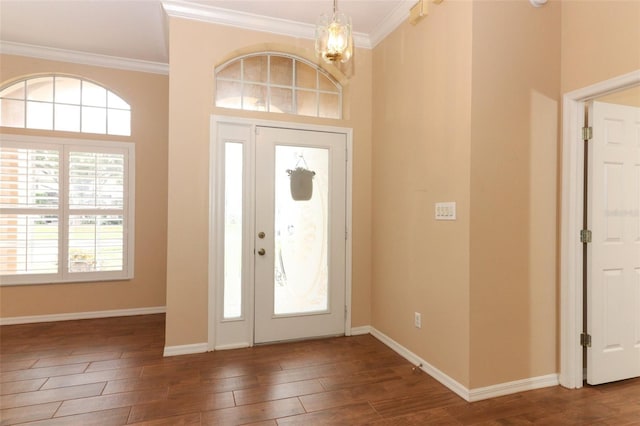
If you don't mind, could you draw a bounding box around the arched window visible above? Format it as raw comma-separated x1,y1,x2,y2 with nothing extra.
0,75,131,136
0,75,135,286
215,53,342,119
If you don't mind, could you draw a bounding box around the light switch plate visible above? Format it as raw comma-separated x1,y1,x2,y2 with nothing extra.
435,202,456,220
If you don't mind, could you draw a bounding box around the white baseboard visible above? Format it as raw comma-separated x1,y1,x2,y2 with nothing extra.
469,373,559,402
369,327,470,401
0,306,166,326
163,343,209,357
350,325,372,335
214,343,251,351
368,326,559,402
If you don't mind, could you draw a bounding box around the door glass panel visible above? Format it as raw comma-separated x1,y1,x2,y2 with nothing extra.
224,142,243,319
274,145,329,315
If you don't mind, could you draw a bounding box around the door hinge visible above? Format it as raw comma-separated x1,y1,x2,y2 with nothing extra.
580,332,592,348
580,229,592,243
582,126,593,141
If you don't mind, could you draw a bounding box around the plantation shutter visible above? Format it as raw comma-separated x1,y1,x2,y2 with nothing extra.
67,149,127,273
0,145,60,275
0,135,134,285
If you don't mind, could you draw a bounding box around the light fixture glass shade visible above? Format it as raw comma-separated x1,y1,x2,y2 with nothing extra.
315,11,353,64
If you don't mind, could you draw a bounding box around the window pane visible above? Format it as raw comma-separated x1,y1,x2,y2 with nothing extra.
54,104,80,132
0,81,26,100
82,81,107,107
295,62,316,89
216,80,242,109
215,54,342,119
242,84,267,111
319,93,340,119
218,60,241,80
0,137,132,284
0,214,59,275
27,77,54,102
107,91,129,110
270,87,292,114
26,101,53,130
108,109,131,136
296,90,317,117
0,147,60,209
1,77,131,137
224,142,243,319
0,99,25,127
318,73,339,92
243,56,268,83
274,146,329,314
81,106,107,134
54,77,81,105
69,152,124,209
68,215,124,273
270,56,292,86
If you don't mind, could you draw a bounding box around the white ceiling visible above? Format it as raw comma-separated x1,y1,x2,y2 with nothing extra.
0,0,411,68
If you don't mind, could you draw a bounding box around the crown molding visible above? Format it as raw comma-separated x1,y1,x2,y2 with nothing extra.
0,41,169,75
162,0,372,49
369,0,413,48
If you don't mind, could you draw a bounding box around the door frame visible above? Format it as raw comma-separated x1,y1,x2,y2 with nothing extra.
560,69,640,389
207,115,354,351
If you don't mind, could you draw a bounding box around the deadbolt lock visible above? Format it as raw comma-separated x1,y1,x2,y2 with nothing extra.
258,232,265,239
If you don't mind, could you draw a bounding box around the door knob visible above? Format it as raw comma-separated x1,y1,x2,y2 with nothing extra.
257,248,266,256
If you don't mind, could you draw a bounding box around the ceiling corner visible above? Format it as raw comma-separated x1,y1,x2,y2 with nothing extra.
369,0,413,48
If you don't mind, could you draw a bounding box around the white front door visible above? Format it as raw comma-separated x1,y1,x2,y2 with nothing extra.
587,101,640,385
253,126,346,343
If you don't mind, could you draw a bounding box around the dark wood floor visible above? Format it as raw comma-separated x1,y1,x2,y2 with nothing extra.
0,314,639,425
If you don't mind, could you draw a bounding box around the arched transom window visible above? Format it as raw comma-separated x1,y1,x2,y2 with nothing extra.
0,75,131,136
215,53,342,119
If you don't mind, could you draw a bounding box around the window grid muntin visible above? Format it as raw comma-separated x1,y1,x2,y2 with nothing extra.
0,75,131,136
215,53,342,119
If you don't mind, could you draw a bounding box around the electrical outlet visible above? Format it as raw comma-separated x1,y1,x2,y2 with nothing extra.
414,312,422,329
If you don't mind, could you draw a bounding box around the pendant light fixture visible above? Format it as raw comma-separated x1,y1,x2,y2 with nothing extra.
315,0,353,64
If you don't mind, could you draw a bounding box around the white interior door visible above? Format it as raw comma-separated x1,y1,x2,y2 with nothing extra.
254,126,346,343
587,101,640,385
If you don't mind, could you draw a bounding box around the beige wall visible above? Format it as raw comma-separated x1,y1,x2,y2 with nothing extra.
165,18,373,347
371,0,562,388
561,0,640,94
598,86,640,107
468,0,561,388
0,55,168,317
371,1,473,386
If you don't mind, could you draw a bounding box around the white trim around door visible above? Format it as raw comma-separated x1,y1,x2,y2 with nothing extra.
208,115,354,351
560,69,640,389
